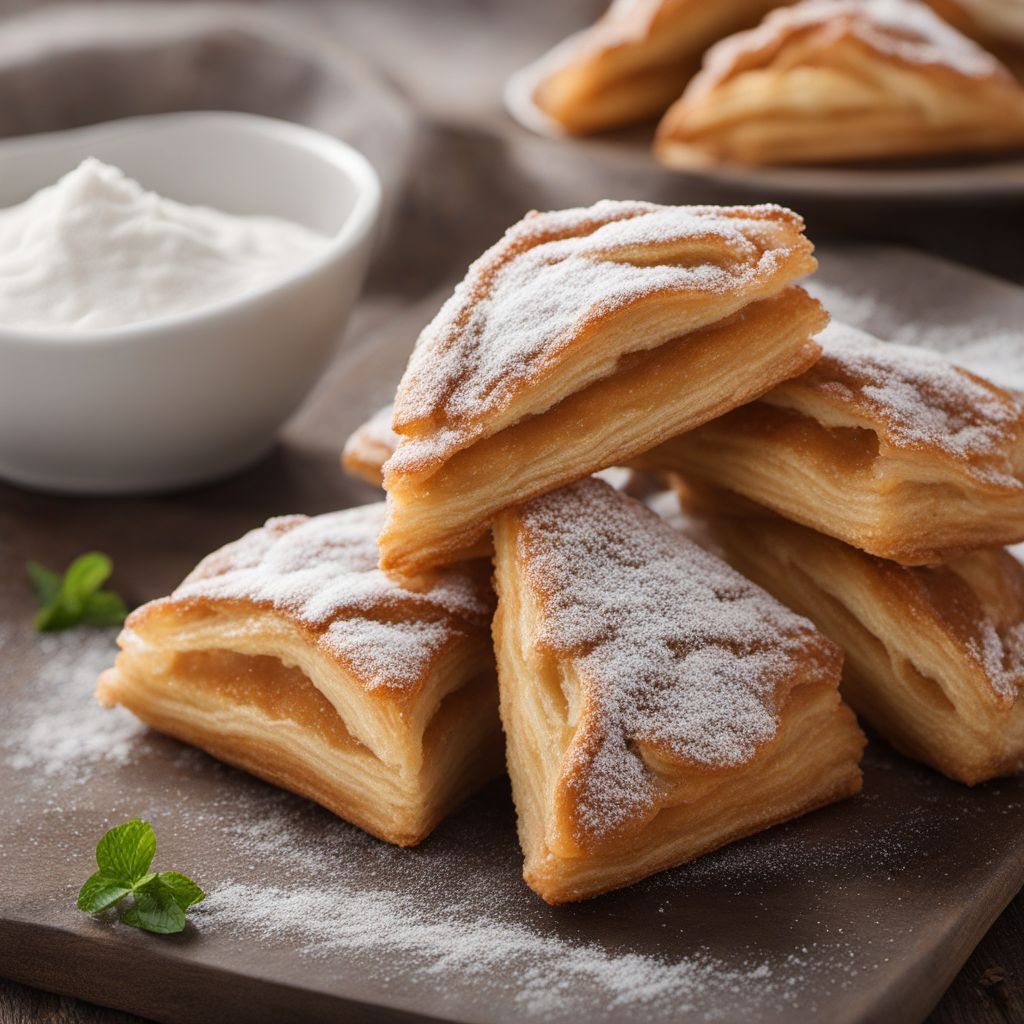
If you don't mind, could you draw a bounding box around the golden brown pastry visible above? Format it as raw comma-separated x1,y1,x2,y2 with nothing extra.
342,404,398,487
492,477,865,903
654,0,1024,166
925,0,1024,80
380,199,826,578
681,485,1024,784
96,505,502,846
637,321,1024,565
519,0,788,134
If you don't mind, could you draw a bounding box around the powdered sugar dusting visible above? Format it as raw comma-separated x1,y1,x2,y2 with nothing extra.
695,0,1004,95
514,479,837,839
164,504,492,690
389,200,806,471
811,322,1023,484
2,625,144,778
342,403,399,478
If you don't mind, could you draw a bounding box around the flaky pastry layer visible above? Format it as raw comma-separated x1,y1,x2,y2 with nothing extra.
638,323,1024,564
684,487,1024,784
492,479,864,902
654,0,1024,166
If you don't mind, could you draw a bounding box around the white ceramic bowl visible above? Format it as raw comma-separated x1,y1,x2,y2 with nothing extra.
0,111,381,494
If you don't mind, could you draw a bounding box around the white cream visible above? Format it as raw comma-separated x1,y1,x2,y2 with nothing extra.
0,158,329,331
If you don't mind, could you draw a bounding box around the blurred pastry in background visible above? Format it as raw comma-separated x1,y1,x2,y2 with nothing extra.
682,484,1024,785
654,0,1024,166
378,199,826,578
636,321,1024,564
523,0,788,134
96,505,502,846
342,404,399,487
492,477,864,903
926,0,1024,80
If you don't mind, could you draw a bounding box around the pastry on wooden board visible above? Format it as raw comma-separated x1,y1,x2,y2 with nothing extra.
523,0,788,134
379,199,826,578
96,504,502,846
636,321,1024,565
654,0,1024,166
492,477,865,903
677,483,1024,784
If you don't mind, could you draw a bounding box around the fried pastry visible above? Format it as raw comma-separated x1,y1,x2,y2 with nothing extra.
520,0,787,134
926,0,1024,80
654,0,1024,166
96,505,502,846
637,322,1024,564
380,199,826,577
684,488,1024,783
342,404,399,487
492,478,864,903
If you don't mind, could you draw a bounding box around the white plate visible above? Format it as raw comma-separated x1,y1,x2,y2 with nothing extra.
505,54,1024,200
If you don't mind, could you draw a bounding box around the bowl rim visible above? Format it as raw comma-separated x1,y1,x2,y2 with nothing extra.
0,110,382,348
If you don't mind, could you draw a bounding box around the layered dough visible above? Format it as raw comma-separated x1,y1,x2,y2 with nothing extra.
682,486,1024,783
380,200,826,577
522,0,787,134
638,322,1024,564
654,0,1024,166
96,505,502,846
492,478,864,903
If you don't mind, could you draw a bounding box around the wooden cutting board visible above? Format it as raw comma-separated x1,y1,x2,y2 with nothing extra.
1,246,1023,1024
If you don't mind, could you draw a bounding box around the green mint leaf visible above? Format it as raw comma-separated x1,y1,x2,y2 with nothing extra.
62,552,112,605
81,590,129,627
154,871,205,911
122,877,187,934
29,550,128,632
26,561,61,606
77,871,133,913
95,819,156,884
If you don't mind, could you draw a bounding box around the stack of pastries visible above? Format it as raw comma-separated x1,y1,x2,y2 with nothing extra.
514,0,1024,167
98,199,1023,904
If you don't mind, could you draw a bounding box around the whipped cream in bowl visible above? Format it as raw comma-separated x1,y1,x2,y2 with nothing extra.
0,112,380,494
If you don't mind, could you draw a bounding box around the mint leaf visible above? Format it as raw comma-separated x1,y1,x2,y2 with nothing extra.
82,591,130,626
96,819,156,883
28,551,128,632
78,820,203,935
26,561,61,606
154,871,205,911
77,872,133,913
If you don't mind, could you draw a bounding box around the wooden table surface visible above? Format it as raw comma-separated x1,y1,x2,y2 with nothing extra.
2,1,1024,1021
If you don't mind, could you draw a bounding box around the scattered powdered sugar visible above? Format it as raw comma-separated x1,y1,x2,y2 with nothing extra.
694,0,1004,96
514,479,837,839
342,403,399,471
2,624,144,779
168,504,493,689
389,200,805,470
812,321,1023,484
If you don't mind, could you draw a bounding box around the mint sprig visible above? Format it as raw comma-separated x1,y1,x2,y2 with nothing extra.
77,819,204,934
28,552,128,632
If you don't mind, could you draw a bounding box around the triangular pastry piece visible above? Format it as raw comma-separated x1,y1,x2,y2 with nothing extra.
654,0,1024,166
380,199,827,577
637,322,1024,564
342,404,398,487
519,0,786,134
681,484,1024,783
492,478,864,903
96,504,501,846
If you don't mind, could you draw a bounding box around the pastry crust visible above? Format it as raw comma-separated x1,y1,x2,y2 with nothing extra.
682,485,1024,784
380,200,825,578
96,505,502,846
493,478,864,903
926,0,1024,80
637,321,1024,564
524,0,786,134
654,0,1024,166
342,404,398,487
